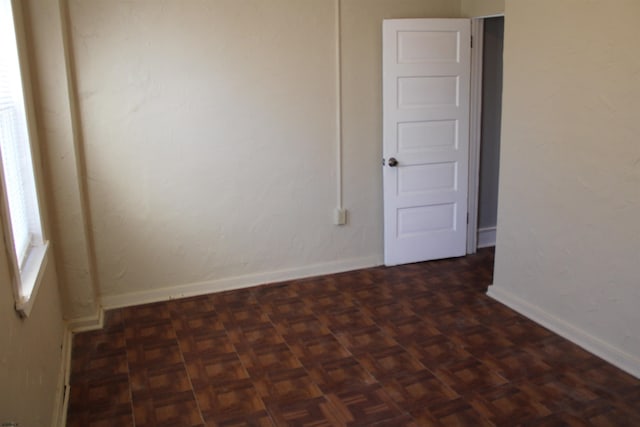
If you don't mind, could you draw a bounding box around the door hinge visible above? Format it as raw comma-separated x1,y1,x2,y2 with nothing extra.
466,212,469,224
470,36,473,48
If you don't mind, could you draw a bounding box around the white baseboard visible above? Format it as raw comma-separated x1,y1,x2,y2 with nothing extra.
102,255,383,310
477,226,497,248
52,328,72,427
487,286,640,379
54,307,105,425
67,306,104,333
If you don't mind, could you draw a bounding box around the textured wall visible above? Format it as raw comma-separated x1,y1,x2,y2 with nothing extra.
491,0,640,376
66,0,460,302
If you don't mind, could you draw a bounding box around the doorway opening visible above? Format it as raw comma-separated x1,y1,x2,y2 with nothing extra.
467,16,504,253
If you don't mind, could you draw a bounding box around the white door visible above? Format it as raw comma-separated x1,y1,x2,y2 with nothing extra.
383,19,471,266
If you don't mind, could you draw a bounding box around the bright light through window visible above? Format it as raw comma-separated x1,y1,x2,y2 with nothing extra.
0,0,48,317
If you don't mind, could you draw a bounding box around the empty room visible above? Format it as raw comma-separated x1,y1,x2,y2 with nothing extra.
1,0,638,425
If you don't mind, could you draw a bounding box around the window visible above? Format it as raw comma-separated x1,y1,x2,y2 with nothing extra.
0,0,48,317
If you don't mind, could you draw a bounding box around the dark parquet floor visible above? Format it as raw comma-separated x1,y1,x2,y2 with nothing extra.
67,249,640,426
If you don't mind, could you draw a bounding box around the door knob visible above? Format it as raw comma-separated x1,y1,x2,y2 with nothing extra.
388,157,398,167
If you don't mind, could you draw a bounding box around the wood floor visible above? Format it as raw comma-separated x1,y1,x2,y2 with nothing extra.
67,249,640,426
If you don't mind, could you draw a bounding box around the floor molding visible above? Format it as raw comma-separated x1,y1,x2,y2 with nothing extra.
102,255,383,310
477,226,496,248
55,308,105,425
487,286,640,380
52,328,72,427
67,307,104,333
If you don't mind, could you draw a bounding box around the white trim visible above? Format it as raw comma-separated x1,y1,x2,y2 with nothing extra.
102,255,383,310
0,0,51,318
67,306,104,333
54,310,105,426
52,328,72,427
13,241,49,317
487,286,640,380
58,0,102,307
466,17,484,254
472,13,504,19
477,226,496,248
334,0,343,212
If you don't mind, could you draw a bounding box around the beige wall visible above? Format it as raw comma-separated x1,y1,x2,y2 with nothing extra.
461,0,504,17
65,0,461,305
0,240,64,426
0,2,73,425
491,0,640,376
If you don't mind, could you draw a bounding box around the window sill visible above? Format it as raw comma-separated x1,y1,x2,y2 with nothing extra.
14,240,49,318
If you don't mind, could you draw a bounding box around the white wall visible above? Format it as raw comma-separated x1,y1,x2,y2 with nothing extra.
490,0,640,377
65,0,461,306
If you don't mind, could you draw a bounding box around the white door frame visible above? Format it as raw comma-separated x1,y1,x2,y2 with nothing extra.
466,15,504,254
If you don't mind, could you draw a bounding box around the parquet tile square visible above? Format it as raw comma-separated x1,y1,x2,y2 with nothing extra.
288,333,352,365
238,342,303,377
219,305,272,329
253,367,324,403
377,314,441,345
434,358,509,394
68,373,131,410
266,396,344,426
122,302,172,325
468,384,553,425
125,319,177,343
449,324,516,356
129,362,193,399
412,398,495,426
132,391,204,427
172,310,226,337
359,345,426,380
194,379,266,421
326,384,405,425
482,347,554,381
381,370,459,412
126,338,183,367
206,410,275,427
334,325,398,355
306,357,377,392
177,329,236,356
316,306,376,332
67,248,640,426
66,406,135,427
260,297,313,319
227,322,285,350
406,334,474,367
272,313,332,339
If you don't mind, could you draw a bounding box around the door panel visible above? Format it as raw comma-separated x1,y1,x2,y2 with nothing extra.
383,19,470,266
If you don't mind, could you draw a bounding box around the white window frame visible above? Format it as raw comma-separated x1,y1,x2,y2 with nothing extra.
0,0,49,318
